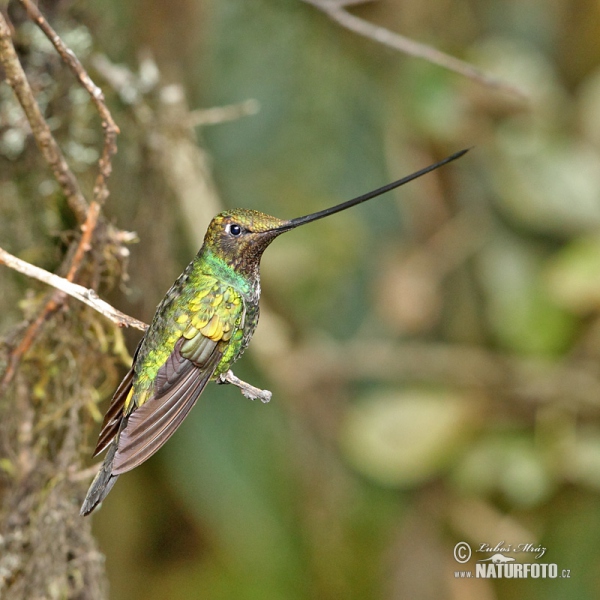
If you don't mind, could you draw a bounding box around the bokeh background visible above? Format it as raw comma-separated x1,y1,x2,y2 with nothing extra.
3,0,600,598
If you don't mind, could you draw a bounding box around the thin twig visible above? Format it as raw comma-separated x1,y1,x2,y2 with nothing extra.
64,201,101,281
0,4,123,392
19,0,120,279
187,99,260,127
303,0,528,101
0,11,90,392
0,293,63,397
1,214,108,392
19,0,120,211
0,247,147,331
14,201,109,392
218,370,272,403
0,12,89,223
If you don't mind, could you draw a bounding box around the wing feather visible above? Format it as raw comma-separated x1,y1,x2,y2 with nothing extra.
112,342,222,474
93,342,142,456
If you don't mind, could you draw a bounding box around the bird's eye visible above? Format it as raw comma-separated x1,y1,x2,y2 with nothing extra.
227,223,242,236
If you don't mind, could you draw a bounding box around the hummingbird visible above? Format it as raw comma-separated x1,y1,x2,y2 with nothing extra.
80,148,468,515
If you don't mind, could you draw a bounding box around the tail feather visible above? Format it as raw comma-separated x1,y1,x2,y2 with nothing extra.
80,440,120,516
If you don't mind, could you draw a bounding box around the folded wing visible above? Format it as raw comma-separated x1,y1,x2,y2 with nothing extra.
112,337,222,474
94,278,245,474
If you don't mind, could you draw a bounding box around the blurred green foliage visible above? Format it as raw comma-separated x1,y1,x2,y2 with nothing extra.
4,0,600,598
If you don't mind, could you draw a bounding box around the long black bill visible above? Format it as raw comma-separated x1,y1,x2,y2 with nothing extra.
275,148,469,231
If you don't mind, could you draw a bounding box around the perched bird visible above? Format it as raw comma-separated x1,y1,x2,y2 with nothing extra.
80,149,468,515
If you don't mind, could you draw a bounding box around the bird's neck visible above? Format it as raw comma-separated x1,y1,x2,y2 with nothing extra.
197,247,259,297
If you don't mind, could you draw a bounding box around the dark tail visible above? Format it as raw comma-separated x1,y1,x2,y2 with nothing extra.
80,440,120,516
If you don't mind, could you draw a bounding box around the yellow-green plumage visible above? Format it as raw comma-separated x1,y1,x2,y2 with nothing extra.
123,275,244,414
81,149,468,516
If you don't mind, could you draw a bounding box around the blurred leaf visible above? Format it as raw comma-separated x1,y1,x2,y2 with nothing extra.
339,388,476,487
477,232,576,354
493,142,600,235
564,427,600,491
544,235,600,314
452,431,555,508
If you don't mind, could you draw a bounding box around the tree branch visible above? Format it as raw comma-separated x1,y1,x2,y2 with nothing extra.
187,99,260,127
303,0,528,101
0,11,89,224
217,370,272,403
0,247,147,331
19,0,120,211
0,3,125,393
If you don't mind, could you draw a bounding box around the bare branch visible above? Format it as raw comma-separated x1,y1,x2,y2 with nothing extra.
218,370,272,403
0,247,147,331
65,206,101,282
18,199,112,393
303,0,528,101
0,293,62,397
19,0,120,211
0,3,125,392
0,11,89,223
188,99,260,127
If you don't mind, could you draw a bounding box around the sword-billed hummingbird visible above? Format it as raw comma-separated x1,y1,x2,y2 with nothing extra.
80,148,468,515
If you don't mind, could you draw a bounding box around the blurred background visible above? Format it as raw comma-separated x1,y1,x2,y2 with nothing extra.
3,0,600,598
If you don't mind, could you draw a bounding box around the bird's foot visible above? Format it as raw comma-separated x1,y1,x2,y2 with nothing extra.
217,370,272,403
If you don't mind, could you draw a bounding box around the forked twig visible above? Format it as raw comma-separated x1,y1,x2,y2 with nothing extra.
0,4,121,391
19,0,120,210
0,12,88,223
0,243,143,396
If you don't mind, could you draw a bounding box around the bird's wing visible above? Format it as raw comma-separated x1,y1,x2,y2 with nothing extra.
93,341,143,457
111,283,245,475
